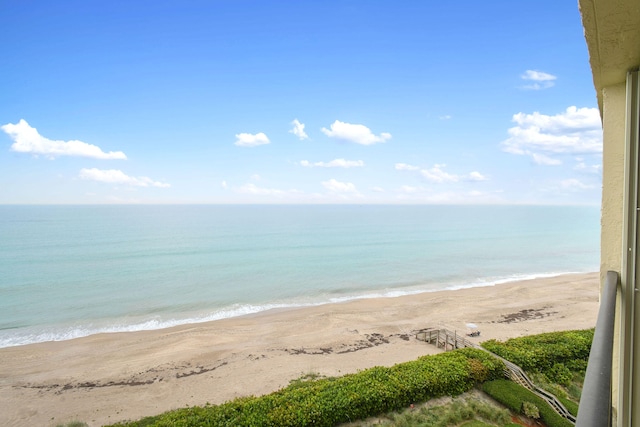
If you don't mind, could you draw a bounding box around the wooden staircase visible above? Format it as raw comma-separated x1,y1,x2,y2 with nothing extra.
416,328,576,424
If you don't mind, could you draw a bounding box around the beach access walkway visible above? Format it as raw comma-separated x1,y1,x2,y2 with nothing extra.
416,328,577,424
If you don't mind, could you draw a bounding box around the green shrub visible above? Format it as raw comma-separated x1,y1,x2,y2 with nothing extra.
547,363,573,386
481,329,593,372
521,401,540,419
483,380,573,427
565,358,588,373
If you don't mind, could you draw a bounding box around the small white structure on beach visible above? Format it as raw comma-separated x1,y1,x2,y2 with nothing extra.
465,323,480,337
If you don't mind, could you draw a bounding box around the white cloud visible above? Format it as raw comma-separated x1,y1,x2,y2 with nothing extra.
399,163,488,183
79,168,170,188
521,70,557,90
560,178,596,191
532,153,562,166
439,115,452,120
395,163,420,171
399,185,423,194
467,171,488,181
1,119,127,160
322,178,358,193
396,190,458,203
371,186,385,193
237,183,287,196
300,158,364,168
235,182,365,202
221,180,228,189
289,119,309,140
321,120,391,145
234,183,309,199
420,164,460,183
234,132,270,147
522,70,557,82
574,161,602,174
394,188,505,204
511,107,601,139
502,106,602,164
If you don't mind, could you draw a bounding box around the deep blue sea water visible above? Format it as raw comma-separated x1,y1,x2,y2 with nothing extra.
0,205,600,348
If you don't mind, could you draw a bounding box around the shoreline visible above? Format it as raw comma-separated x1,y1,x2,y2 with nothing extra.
0,272,600,427
0,270,589,349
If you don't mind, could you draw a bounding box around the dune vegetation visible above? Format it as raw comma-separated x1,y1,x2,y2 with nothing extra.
102,329,591,427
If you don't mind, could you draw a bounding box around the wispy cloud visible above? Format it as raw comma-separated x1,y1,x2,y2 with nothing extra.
398,185,423,194
467,171,488,181
237,183,288,196
560,178,596,191
234,132,270,147
520,69,557,90
321,178,358,193
234,180,365,202
574,159,602,174
502,106,602,164
420,164,459,183
300,158,364,168
394,187,505,204
79,168,170,188
532,153,562,166
321,120,391,145
395,163,420,171
397,162,487,183
289,119,309,140
2,119,127,160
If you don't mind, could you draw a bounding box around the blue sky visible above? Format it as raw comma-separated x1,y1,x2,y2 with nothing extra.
0,1,602,205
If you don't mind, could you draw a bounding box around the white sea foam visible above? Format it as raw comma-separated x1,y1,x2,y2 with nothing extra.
442,271,578,291
0,302,327,348
0,270,586,348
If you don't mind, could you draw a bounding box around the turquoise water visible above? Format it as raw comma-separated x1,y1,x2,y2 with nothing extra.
0,205,600,348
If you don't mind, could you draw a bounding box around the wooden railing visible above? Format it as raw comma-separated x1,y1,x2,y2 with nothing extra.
417,327,576,424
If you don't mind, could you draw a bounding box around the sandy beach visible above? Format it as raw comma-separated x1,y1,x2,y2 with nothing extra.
0,272,600,427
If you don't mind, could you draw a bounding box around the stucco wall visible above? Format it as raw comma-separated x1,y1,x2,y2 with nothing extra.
600,82,626,424
600,83,626,278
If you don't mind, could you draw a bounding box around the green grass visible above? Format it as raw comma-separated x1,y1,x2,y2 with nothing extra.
460,422,496,427
346,395,511,427
483,380,574,427
567,370,585,401
528,371,580,417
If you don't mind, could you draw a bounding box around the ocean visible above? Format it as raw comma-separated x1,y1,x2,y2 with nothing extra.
0,205,600,348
